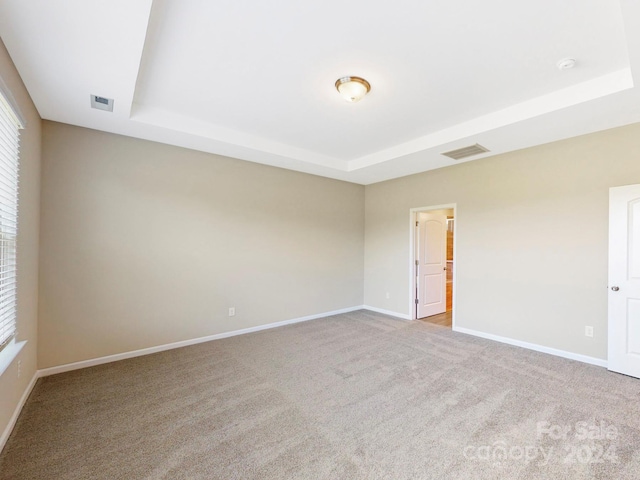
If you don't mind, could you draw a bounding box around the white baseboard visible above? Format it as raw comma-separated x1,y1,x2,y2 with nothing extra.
362,305,411,320
2,306,363,454
0,372,38,453
38,306,363,377
2,310,607,455
453,326,608,368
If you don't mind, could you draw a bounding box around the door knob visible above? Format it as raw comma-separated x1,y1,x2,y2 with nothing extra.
611,286,620,291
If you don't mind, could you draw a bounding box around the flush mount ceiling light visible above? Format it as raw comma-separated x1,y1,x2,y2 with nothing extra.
335,76,371,102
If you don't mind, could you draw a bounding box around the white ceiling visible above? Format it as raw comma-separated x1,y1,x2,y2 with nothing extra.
1,0,640,184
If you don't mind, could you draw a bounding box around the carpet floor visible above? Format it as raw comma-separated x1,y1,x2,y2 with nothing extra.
1,310,639,479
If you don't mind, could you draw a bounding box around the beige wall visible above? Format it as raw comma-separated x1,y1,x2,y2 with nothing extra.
365,123,640,360
39,122,364,368
0,41,41,440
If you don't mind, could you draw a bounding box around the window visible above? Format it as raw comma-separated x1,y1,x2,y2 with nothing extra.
0,83,23,353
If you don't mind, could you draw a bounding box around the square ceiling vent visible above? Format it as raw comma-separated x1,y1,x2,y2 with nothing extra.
441,143,489,160
90,95,114,112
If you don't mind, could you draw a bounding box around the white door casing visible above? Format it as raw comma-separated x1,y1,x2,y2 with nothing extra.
608,184,640,379
416,212,447,318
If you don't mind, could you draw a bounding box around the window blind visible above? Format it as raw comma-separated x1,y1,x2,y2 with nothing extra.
0,86,22,353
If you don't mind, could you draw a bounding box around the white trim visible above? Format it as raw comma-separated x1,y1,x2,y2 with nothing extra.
3,307,367,453
38,306,363,377
409,204,457,326
1,311,606,455
0,340,26,377
362,305,411,320
0,371,38,453
453,326,608,368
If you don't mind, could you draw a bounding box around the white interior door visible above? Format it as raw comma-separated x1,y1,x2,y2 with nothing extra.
416,212,447,318
609,184,640,379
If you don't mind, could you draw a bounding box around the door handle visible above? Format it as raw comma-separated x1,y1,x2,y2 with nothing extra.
611,286,620,291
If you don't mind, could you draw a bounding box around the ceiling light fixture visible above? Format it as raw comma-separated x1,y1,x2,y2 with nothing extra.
335,76,371,102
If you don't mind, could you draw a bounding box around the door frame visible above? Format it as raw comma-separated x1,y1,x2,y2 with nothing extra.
608,184,640,377
409,204,457,325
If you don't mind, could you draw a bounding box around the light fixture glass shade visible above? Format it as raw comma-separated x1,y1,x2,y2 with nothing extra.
335,76,371,102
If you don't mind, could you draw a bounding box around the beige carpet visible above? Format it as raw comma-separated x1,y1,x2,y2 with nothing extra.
1,310,639,479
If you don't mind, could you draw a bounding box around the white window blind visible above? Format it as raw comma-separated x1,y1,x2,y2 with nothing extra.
0,86,22,353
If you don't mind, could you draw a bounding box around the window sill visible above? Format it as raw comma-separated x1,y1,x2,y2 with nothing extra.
0,340,26,377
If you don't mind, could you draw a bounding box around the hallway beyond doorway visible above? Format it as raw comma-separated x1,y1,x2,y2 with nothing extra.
421,311,452,327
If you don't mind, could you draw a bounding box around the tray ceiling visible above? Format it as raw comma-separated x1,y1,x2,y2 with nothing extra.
1,0,640,184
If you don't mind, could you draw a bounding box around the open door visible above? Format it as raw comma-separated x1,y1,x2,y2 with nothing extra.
608,184,640,379
416,212,447,318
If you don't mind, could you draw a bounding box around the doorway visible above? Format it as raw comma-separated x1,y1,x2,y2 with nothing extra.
410,204,456,327
608,184,640,379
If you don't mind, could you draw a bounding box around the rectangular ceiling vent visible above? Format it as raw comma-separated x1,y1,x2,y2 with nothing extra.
441,143,489,160
90,95,114,112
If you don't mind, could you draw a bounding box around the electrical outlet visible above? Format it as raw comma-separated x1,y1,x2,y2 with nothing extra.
385,292,390,299
228,307,235,317
17,360,21,378
585,326,594,338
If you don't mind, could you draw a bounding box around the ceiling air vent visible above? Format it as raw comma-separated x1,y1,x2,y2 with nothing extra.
441,143,489,160
90,95,114,112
